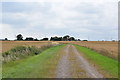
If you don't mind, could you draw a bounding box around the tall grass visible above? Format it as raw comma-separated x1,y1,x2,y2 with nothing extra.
2,45,53,63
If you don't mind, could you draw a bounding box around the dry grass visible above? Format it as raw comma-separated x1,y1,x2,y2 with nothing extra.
1,41,59,53
1,41,118,59
2,45,53,63
58,41,118,60
68,45,89,78
74,41,118,60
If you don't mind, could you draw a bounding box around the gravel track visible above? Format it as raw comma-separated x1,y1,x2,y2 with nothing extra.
56,45,103,78
71,45,103,78
56,45,70,78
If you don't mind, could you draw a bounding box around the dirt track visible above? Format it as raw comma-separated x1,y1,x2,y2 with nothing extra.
56,45,103,78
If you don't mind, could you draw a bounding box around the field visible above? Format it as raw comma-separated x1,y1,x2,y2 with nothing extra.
1,41,59,53
74,41,118,59
1,41,119,78
59,41,118,60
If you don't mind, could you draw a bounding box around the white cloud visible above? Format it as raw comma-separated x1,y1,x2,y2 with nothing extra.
1,1,118,40
0,24,16,39
0,24,47,40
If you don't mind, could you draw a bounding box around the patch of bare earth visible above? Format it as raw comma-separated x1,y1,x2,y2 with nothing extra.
56,45,103,78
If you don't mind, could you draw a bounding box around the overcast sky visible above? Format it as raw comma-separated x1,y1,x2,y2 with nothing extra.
0,0,119,41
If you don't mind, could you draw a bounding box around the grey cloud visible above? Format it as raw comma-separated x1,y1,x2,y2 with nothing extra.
1,1,118,40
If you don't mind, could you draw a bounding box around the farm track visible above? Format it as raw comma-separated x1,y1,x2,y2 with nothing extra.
4,44,116,78
56,44,103,78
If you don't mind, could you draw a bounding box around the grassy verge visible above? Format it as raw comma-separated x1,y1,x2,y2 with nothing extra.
2,44,66,78
2,45,52,63
75,45,119,78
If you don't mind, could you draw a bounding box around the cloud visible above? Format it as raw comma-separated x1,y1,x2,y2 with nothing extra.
1,1,118,40
0,24,16,39
0,23,49,39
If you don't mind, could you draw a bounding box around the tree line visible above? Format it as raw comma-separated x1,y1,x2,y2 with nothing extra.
3,34,84,41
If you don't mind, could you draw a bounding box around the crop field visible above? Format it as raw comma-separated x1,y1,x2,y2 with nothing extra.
59,41,118,60
1,41,59,53
1,41,119,79
73,41,118,59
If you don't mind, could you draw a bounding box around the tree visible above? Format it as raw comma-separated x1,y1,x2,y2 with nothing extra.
16,34,23,40
50,37,54,41
34,38,39,41
69,37,75,41
5,38,8,40
25,37,34,41
42,38,49,41
63,35,70,41
50,36,62,41
83,40,88,41
78,39,81,41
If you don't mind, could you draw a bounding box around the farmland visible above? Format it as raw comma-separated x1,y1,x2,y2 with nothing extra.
73,41,118,60
59,41,118,60
1,41,119,78
1,41,59,53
